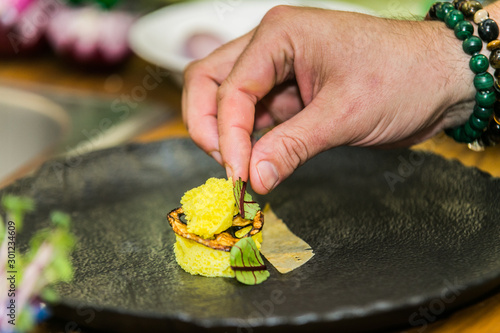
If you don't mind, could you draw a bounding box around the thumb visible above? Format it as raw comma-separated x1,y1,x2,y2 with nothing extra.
249,96,350,195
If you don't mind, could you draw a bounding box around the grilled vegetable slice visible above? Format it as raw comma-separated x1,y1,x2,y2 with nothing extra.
167,207,263,252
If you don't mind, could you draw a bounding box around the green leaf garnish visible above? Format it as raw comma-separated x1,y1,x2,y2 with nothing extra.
0,197,76,331
2,195,34,232
233,178,260,220
50,210,71,230
230,237,269,285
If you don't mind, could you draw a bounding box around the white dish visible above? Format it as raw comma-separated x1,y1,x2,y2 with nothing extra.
129,0,373,84
0,87,69,188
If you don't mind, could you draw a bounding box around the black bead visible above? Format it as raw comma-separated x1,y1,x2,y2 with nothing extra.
453,0,467,9
481,130,494,146
427,2,442,20
461,0,483,19
495,69,500,82
494,102,500,118
494,82,500,99
479,19,500,43
487,120,500,143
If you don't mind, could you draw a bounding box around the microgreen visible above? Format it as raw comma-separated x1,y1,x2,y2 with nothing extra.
2,195,34,232
233,178,260,220
0,196,75,332
230,237,269,285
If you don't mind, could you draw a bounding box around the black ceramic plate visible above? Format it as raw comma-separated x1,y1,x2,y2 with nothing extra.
5,138,500,333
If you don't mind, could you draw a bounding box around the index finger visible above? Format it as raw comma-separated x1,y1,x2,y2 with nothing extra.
182,31,255,163
217,19,295,182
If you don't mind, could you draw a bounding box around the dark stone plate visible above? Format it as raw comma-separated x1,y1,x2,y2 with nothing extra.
5,138,500,333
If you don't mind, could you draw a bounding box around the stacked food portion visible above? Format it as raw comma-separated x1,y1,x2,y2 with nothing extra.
167,178,266,282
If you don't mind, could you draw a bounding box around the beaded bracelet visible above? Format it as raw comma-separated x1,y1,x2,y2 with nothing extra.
427,1,497,150
456,0,500,149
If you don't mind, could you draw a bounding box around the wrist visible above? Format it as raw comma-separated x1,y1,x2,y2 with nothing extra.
426,1,500,133
424,19,476,128
429,1,500,147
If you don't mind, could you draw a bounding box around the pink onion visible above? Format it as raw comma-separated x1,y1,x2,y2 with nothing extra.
0,0,61,56
46,5,135,67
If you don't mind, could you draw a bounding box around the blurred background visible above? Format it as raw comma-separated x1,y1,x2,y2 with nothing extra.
0,0,439,188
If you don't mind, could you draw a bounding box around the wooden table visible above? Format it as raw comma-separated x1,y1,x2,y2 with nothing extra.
2,53,500,333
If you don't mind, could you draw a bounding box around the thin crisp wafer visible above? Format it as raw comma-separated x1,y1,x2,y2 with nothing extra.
260,204,315,274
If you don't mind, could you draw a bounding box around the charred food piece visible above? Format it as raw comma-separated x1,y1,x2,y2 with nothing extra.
167,207,263,252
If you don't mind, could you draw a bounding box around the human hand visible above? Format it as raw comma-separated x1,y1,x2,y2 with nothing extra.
182,5,475,194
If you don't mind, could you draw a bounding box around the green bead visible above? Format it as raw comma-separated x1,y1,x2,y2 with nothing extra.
463,36,483,55
445,9,464,28
454,20,474,40
469,114,489,130
473,105,493,119
470,54,489,73
437,3,455,20
95,0,120,9
474,72,494,90
459,126,474,143
446,126,472,143
476,89,496,107
445,126,460,139
451,127,465,142
464,121,483,138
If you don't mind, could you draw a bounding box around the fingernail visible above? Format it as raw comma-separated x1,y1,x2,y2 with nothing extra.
210,151,223,165
225,164,234,180
256,161,279,191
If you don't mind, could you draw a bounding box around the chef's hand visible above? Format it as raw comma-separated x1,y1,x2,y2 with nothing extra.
182,5,475,194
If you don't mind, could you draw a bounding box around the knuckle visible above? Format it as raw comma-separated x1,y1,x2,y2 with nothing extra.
216,80,231,103
257,5,297,48
183,61,197,83
261,5,295,24
277,130,310,170
183,59,204,83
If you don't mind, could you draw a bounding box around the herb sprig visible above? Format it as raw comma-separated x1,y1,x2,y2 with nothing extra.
233,178,260,220
230,238,270,285
231,179,268,285
0,195,76,332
